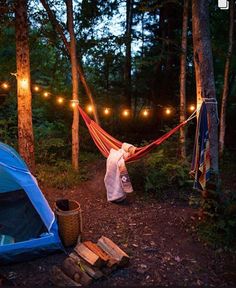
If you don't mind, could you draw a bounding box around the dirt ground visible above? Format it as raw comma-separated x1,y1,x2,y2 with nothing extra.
0,160,236,287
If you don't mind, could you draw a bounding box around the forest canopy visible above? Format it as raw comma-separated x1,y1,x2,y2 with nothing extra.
0,0,235,161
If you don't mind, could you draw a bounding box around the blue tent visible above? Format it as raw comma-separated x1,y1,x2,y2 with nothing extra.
0,142,62,263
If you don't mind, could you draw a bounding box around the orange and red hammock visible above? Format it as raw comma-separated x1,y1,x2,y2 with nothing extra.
78,106,194,163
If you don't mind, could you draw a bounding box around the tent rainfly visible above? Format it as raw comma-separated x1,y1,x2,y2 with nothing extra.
0,142,62,263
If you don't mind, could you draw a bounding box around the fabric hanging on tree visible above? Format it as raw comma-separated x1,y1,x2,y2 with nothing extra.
104,143,136,202
190,102,210,191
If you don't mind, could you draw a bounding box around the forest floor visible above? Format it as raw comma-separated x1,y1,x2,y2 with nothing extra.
0,159,236,287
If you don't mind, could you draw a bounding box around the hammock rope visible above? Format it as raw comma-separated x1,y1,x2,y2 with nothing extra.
78,105,196,163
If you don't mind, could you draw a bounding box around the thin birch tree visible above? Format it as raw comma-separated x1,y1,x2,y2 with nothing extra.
66,0,79,170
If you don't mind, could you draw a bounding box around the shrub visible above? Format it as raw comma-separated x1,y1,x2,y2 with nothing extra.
189,191,236,249
128,149,192,200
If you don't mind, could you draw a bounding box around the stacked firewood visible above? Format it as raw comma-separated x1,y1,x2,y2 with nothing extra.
51,236,130,287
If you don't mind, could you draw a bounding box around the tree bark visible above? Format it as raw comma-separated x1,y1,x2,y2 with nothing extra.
66,0,79,170
123,0,133,108
192,0,219,187
219,0,235,156
15,0,35,173
40,0,100,124
179,0,189,160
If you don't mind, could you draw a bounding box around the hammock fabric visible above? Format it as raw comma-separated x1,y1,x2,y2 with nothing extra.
78,106,190,163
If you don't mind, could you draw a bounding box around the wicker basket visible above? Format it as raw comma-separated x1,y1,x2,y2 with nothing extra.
55,199,82,247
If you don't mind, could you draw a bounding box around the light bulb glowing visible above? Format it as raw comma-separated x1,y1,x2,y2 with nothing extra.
43,92,49,97
19,79,28,89
123,109,130,117
57,97,64,104
165,108,171,115
34,85,40,92
2,82,9,89
104,108,110,115
87,105,93,113
71,102,76,108
189,104,195,112
142,109,149,117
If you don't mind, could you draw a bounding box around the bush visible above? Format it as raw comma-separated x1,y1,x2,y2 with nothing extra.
188,150,236,250
191,192,236,249
128,149,192,200
34,120,70,163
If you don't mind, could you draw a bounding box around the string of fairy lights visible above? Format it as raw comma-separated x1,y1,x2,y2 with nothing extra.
0,81,196,118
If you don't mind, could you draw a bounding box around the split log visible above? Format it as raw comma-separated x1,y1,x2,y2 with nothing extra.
83,240,119,268
83,241,110,262
97,236,130,267
62,257,93,286
50,265,81,287
69,252,104,280
74,243,103,267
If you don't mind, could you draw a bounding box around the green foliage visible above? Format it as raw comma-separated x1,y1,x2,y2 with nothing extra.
0,118,17,147
0,94,18,147
197,194,236,249
129,146,192,200
36,152,99,189
34,120,69,164
35,137,67,164
145,153,190,196
188,150,236,249
36,160,87,189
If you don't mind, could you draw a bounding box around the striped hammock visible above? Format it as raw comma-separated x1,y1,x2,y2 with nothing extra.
78,106,194,163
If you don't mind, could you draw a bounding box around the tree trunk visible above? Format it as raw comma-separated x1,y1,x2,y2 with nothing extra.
40,0,99,124
15,0,35,173
219,0,235,156
123,0,133,108
192,0,219,188
66,0,79,170
179,0,189,160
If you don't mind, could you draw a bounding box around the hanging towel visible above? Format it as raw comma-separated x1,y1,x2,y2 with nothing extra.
104,143,136,202
190,102,210,191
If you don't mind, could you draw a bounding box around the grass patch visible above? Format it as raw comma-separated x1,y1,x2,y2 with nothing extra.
35,152,100,189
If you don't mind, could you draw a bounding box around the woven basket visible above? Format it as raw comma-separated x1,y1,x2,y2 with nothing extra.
55,199,82,247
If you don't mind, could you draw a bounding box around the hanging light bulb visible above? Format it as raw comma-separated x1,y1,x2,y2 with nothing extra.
165,108,171,115
87,105,93,113
122,109,130,117
70,99,79,109
104,108,110,115
34,85,40,92
19,78,29,89
142,109,149,117
189,104,195,112
43,92,49,98
57,97,64,104
2,82,9,89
